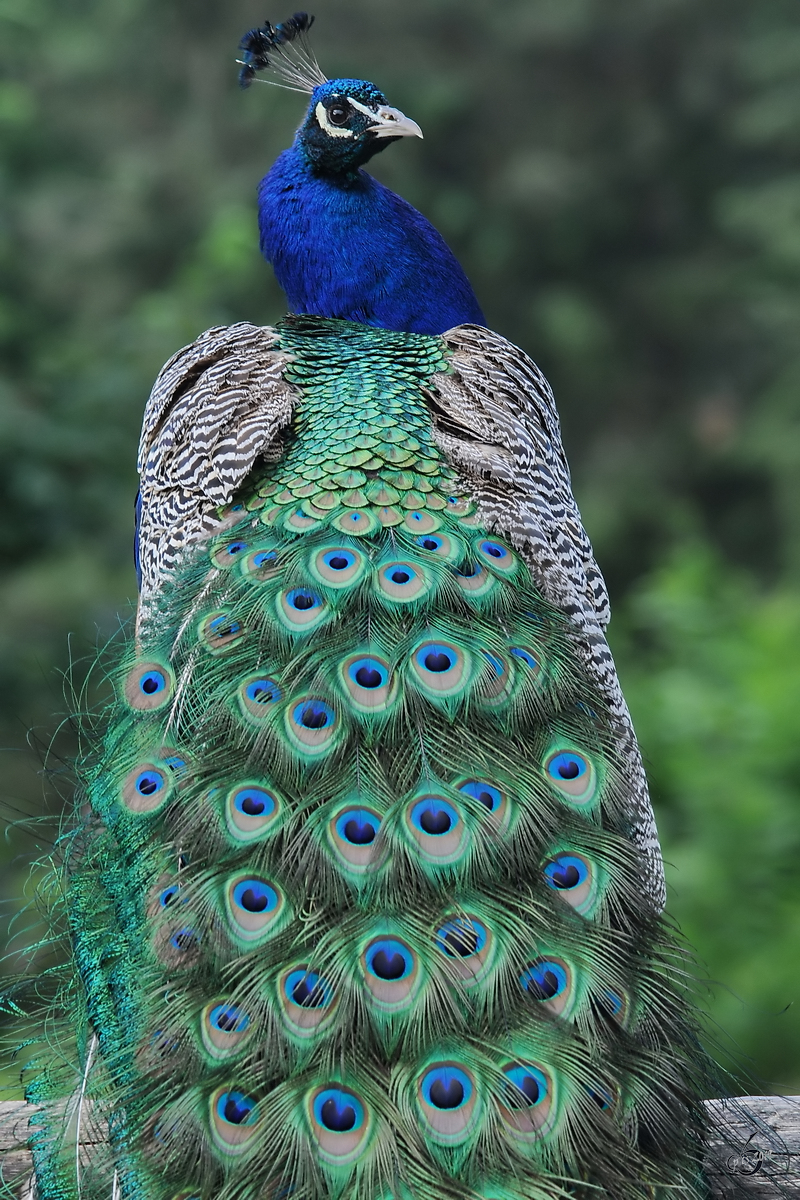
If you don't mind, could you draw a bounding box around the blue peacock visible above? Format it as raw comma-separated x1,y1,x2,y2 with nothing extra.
19,14,717,1200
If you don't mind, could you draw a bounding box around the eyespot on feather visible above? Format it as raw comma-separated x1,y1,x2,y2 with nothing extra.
405,796,467,864
543,746,598,807
310,546,366,587
278,587,328,631
122,762,173,814
361,937,420,1010
476,539,516,573
542,852,598,915
497,1063,553,1136
410,640,471,698
279,965,337,1036
211,538,250,569
596,987,629,1027
417,1063,480,1144
201,1001,253,1059
519,958,573,1016
340,654,395,712
198,610,246,654
159,746,191,779
414,532,462,562
224,875,287,942
403,509,441,534
307,1086,370,1164
285,507,322,532
456,779,509,825
376,560,432,602
434,915,493,982
240,546,280,582
285,697,339,755
332,508,377,536
454,560,497,597
210,1088,261,1154
123,661,174,712
237,674,282,723
225,783,282,841
153,924,201,968
327,806,384,873
509,646,541,675
445,496,474,517
479,650,514,706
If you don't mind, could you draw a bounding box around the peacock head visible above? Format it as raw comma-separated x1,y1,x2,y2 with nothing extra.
237,13,422,175
297,79,423,175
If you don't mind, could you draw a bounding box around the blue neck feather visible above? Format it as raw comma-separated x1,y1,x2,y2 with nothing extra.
257,145,486,336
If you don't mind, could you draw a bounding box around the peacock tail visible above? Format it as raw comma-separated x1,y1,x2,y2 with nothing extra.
19,315,713,1200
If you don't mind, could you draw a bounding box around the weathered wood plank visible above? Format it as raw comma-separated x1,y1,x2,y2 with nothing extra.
1,1097,799,1196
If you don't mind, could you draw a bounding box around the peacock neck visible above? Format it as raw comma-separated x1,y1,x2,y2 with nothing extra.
241,317,472,527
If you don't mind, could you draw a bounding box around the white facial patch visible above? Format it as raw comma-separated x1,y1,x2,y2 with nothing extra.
314,100,354,138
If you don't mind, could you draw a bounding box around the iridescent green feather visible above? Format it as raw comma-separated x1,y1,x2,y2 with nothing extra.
21,317,711,1200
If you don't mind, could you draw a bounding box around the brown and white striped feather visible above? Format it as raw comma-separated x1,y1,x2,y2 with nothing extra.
136,322,297,607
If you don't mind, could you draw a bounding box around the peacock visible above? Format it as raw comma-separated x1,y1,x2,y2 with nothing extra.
16,13,722,1200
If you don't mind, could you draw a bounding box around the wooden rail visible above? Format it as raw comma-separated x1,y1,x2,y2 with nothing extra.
1,1096,798,1196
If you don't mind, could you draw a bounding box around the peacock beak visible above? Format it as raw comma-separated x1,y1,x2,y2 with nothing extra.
369,105,424,140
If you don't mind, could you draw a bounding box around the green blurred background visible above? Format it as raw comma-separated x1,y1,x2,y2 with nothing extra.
0,0,798,1093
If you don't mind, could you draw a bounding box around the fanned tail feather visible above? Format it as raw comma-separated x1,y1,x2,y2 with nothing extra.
17,317,721,1200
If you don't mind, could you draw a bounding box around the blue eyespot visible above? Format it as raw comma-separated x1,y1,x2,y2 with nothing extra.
482,651,505,676
335,809,380,845
162,754,187,775
480,541,505,559
409,797,459,836
225,541,248,558
520,959,568,1001
136,769,165,797
416,535,443,553
159,884,181,908
139,670,167,697
252,550,277,568
435,917,487,958
421,1065,473,1111
415,644,455,674
364,938,414,982
601,988,624,1018
232,880,278,915
208,615,243,637
287,588,322,612
502,1064,548,1109
543,854,589,891
209,1003,250,1034
323,550,356,571
586,1083,613,1110
216,1091,258,1126
313,1088,364,1133
169,927,199,953
233,787,275,819
510,648,538,670
284,969,333,1009
547,752,588,783
347,657,389,690
292,699,335,730
245,679,281,705
388,565,415,585
457,780,502,813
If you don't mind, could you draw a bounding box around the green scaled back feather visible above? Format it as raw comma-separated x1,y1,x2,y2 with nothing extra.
20,317,712,1200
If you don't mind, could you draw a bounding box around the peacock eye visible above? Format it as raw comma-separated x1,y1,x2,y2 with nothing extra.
328,101,351,126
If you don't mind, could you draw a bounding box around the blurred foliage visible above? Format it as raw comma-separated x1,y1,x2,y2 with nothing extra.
0,0,798,1092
